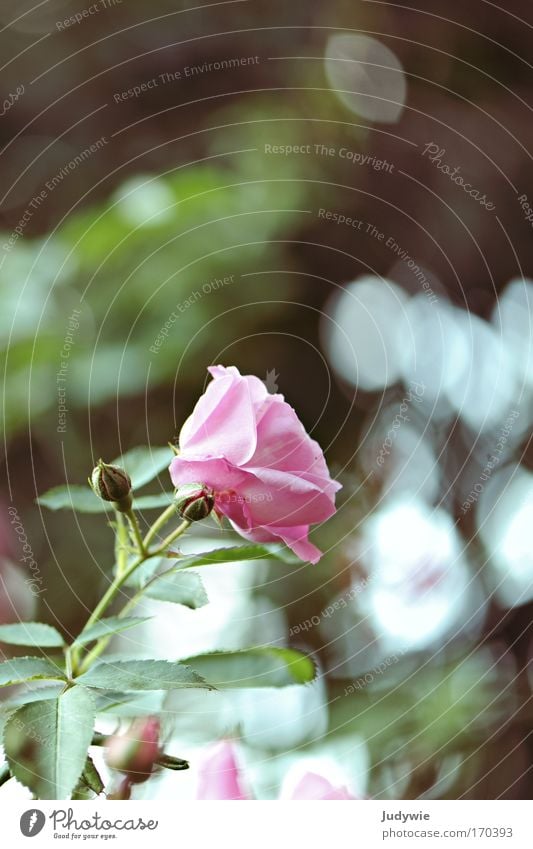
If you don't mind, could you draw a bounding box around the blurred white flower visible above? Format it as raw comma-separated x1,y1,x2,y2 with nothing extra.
358,499,486,652
476,466,533,608
322,276,408,390
445,312,518,432
397,295,470,406
325,34,406,123
492,277,533,388
360,415,440,504
231,673,328,751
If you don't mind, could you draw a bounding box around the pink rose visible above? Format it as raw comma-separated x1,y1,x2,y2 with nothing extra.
169,366,340,563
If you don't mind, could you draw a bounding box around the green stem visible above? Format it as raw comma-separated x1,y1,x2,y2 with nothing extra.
115,512,129,577
125,508,147,556
153,519,190,555
72,519,191,676
142,503,176,549
0,764,11,787
70,553,143,674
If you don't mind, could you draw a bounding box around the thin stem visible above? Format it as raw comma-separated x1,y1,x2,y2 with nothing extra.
73,519,191,676
125,508,147,556
76,535,190,675
69,552,143,674
152,519,190,556
142,503,176,549
115,512,129,577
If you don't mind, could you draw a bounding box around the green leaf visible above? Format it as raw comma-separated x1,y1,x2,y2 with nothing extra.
0,685,65,710
112,445,174,489
171,543,298,570
182,647,317,689
133,493,174,510
38,486,174,513
0,657,66,687
37,484,109,513
36,444,174,514
73,616,150,647
145,570,208,609
0,622,65,648
76,659,213,692
95,690,165,716
3,685,95,800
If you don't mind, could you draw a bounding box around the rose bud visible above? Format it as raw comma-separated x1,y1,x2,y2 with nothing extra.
104,717,160,784
175,482,215,522
90,460,132,513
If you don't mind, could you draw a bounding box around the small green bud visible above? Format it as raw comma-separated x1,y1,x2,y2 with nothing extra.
175,482,215,522
90,459,132,512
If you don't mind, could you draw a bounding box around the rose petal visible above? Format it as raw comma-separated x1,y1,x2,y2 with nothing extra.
240,467,338,526
197,741,250,800
180,370,257,465
290,772,355,800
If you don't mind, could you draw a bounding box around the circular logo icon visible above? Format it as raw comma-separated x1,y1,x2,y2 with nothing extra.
20,810,46,837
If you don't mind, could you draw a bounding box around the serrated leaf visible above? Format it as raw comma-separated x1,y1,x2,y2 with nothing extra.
0,622,65,648
1,684,65,710
76,659,213,692
182,647,317,689
124,554,167,586
171,543,298,570
112,445,174,489
4,685,95,800
95,690,165,716
145,570,208,609
73,616,150,647
0,657,66,687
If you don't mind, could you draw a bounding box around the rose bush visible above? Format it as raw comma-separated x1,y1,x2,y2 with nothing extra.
8,367,336,801
170,365,340,563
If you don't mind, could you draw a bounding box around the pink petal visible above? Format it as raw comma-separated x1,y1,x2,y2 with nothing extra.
179,370,257,465
249,398,340,484
197,742,250,800
169,456,249,492
228,520,323,564
290,772,355,800
239,467,338,526
273,525,323,564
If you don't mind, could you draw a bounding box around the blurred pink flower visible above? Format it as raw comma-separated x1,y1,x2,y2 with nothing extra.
0,502,37,624
169,365,340,563
197,742,356,800
197,741,250,800
288,772,355,800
